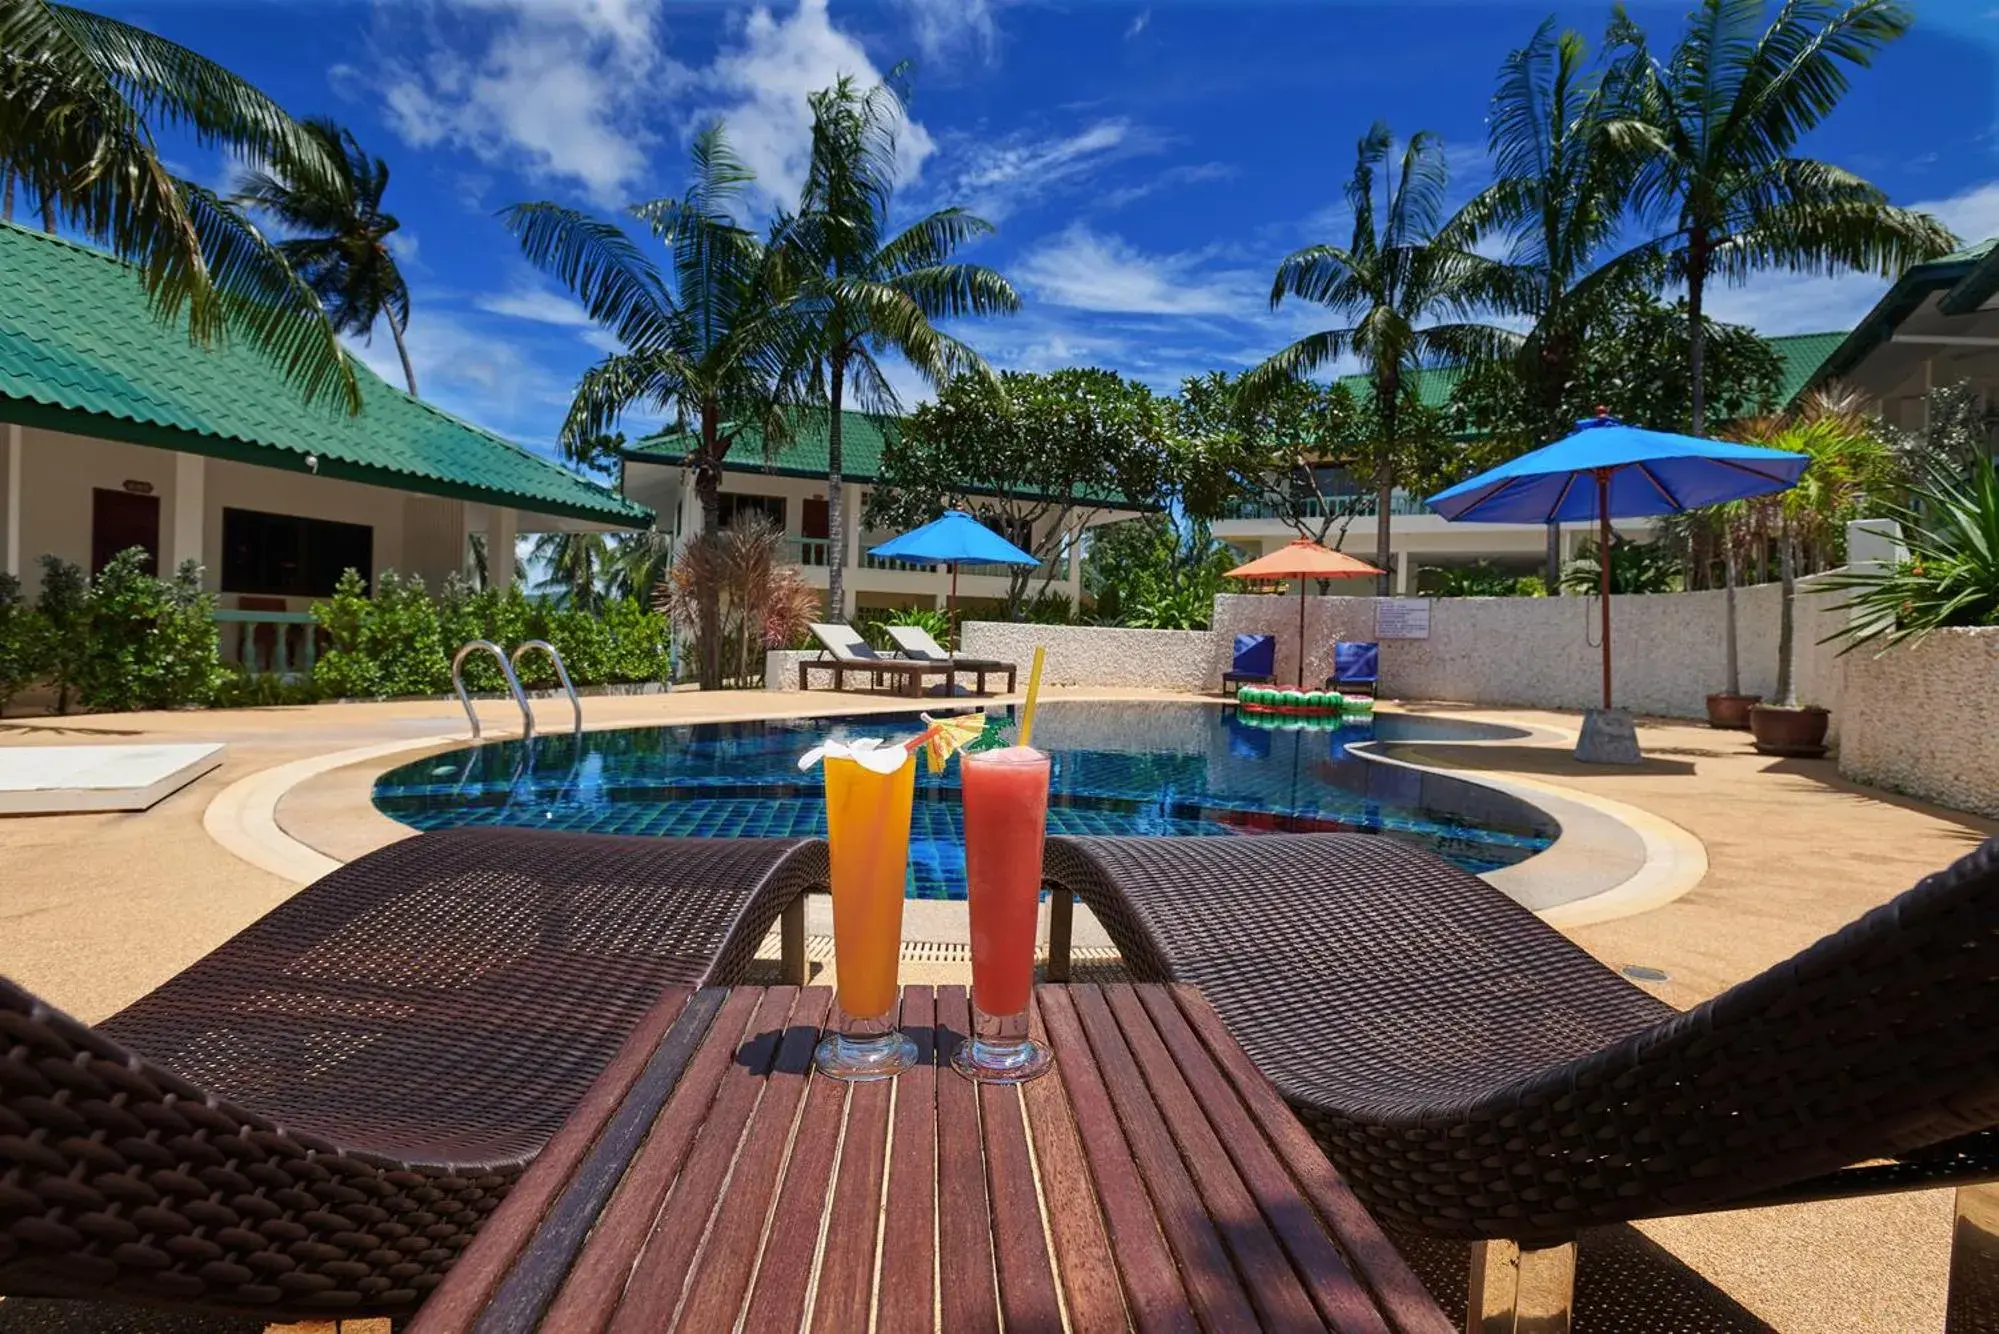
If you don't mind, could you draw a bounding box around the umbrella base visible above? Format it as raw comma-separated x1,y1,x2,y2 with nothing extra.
1574,708,1642,765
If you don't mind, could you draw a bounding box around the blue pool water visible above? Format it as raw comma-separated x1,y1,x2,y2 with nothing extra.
372,703,1557,899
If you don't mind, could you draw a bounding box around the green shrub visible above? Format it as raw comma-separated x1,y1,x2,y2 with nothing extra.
73,549,223,712
312,572,674,699
213,663,322,707
310,569,383,699
35,556,90,714
0,572,44,714
1022,590,1074,624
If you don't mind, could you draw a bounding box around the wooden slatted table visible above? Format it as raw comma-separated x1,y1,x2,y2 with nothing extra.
409,984,1451,1333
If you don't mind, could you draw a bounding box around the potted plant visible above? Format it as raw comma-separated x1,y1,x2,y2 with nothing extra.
1740,390,1892,757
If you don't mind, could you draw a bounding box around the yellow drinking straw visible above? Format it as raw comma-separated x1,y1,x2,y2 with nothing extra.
1018,646,1047,748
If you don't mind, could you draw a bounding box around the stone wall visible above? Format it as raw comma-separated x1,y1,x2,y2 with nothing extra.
1839,628,1999,818
959,621,1229,692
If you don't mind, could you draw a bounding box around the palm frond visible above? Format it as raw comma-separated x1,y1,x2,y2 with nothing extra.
503,201,674,351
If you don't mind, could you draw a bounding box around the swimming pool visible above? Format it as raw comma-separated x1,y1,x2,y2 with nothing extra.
372,703,1557,899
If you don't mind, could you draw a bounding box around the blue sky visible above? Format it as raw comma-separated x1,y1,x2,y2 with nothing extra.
108,0,1999,458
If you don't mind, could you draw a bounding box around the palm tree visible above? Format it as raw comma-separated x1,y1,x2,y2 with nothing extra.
1247,123,1525,594
0,1,358,410
505,124,809,689
1606,0,1955,437
530,531,612,613
1463,19,1651,584
235,117,417,394
781,75,1018,621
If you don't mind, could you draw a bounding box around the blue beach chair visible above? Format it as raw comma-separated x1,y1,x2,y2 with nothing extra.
1222,633,1276,696
1328,641,1380,698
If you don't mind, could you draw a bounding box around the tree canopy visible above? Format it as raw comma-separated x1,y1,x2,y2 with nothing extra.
867,368,1180,613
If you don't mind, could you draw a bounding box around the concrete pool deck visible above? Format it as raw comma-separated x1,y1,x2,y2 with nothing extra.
2,687,1994,1331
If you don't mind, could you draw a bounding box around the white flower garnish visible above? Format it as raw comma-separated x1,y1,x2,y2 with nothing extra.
797,737,911,774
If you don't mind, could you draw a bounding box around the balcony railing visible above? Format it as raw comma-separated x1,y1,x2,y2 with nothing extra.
1220,489,1430,521
214,608,319,676
782,536,1051,575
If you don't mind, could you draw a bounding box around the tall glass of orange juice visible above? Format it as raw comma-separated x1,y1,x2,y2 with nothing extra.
951,745,1055,1084
814,743,919,1081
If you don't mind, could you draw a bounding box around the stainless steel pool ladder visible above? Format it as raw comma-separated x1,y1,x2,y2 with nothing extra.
511,639,583,736
451,640,534,740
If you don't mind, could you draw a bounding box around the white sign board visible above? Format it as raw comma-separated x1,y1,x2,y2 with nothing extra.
1374,598,1432,640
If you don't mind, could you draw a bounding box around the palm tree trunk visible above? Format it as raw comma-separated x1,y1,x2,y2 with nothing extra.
1775,513,1797,708
1686,229,1709,436
389,316,418,396
826,353,846,623
3,170,13,222
1375,374,1398,598
1723,541,1741,696
696,404,725,691
39,190,55,234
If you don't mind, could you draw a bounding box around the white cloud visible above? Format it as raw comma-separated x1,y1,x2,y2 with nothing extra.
929,119,1162,221
474,283,597,327
1015,224,1257,316
348,304,580,443
894,0,997,65
1097,162,1233,212
691,0,935,212
1704,179,1999,336
363,0,674,204
1125,10,1150,39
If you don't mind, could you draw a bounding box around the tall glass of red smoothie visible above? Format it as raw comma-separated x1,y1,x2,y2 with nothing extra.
950,744,1055,1083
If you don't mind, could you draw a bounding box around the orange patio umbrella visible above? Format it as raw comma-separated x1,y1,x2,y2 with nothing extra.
1223,538,1385,688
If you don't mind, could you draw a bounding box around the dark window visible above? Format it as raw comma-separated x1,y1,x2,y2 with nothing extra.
91,488,160,575
221,508,373,597
718,492,786,531
801,497,829,540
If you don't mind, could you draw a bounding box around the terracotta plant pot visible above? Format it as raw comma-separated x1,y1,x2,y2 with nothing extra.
1705,692,1761,730
1748,704,1830,758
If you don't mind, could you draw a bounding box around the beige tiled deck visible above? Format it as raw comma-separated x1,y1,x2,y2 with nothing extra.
1,689,1992,1332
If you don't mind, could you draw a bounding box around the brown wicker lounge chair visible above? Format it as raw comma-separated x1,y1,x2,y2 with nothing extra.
0,828,828,1320
1042,831,1999,1327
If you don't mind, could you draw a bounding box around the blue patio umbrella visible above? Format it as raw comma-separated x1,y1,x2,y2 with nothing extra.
1427,411,1808,710
869,509,1038,635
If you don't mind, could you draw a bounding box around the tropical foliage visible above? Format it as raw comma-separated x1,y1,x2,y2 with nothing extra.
311,569,672,699
1820,456,1999,649
869,367,1180,615
0,550,222,713
1245,122,1524,591
1559,535,1683,594
1083,514,1239,629
1604,0,1953,434
656,517,819,688
1422,563,1547,597
0,0,359,409
234,117,417,393
782,74,1017,619
507,124,810,689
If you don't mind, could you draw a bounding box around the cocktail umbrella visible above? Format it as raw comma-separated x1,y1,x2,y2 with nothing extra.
868,509,1038,642
1427,409,1808,714
1223,538,1384,687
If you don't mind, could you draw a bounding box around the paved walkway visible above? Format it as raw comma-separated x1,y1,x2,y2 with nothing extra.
2,691,1992,1331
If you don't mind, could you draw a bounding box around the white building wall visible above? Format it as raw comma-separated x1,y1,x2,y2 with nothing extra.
7,424,478,608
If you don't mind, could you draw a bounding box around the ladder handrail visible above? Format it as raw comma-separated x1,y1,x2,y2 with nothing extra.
511,640,584,736
452,640,535,740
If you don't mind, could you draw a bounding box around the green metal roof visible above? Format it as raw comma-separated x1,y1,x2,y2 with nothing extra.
1332,364,1466,409
622,409,1156,509
624,410,897,482
0,222,651,528
1804,237,1996,392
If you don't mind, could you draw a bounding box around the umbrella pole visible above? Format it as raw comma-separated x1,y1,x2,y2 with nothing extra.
1297,577,1307,689
1597,469,1612,710
949,563,959,650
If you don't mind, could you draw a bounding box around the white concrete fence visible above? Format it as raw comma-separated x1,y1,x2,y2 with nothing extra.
764,577,1998,820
